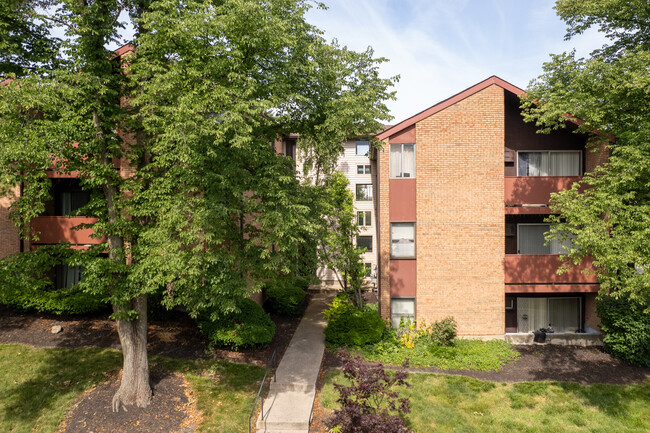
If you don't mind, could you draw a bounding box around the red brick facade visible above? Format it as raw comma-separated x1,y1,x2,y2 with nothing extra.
378,77,604,336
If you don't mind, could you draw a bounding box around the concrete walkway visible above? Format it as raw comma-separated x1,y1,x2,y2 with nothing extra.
256,292,331,433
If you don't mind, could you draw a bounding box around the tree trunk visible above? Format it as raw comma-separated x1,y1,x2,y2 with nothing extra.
111,294,152,412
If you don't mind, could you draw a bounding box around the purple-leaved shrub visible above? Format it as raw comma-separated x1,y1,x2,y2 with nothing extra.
327,350,410,433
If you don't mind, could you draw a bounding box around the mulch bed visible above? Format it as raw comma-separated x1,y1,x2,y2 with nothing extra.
57,370,200,433
0,294,308,433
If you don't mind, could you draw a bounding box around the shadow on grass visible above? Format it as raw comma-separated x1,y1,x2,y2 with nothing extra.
1,345,122,431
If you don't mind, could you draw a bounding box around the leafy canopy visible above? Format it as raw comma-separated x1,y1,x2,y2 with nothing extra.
521,0,650,306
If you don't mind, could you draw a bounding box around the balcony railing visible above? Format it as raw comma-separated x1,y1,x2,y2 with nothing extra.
505,254,597,287
505,176,582,214
31,216,101,245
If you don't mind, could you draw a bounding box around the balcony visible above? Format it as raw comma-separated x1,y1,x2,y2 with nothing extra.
505,254,599,293
504,176,582,214
31,216,101,246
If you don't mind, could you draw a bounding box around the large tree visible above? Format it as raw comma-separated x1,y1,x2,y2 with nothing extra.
521,0,650,306
0,0,394,410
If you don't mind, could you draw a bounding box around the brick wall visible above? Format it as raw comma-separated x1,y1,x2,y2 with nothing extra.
378,137,391,318
415,84,505,335
0,184,21,258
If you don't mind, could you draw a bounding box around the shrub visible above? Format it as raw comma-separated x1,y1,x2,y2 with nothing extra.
264,278,306,316
325,308,385,347
327,350,410,433
423,316,457,346
323,296,356,321
0,286,106,315
597,293,650,367
197,299,276,350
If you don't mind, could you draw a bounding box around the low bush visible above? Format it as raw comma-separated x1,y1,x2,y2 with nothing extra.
325,307,385,347
0,286,106,315
421,316,457,346
323,296,356,322
197,299,276,350
597,293,650,367
265,278,306,316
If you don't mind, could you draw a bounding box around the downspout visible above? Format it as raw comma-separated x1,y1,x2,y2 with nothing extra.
19,181,24,253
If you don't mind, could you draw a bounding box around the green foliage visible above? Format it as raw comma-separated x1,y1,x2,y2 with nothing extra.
197,299,276,350
264,277,306,317
360,329,519,371
420,317,458,346
521,0,650,307
325,308,385,347
323,295,356,322
0,245,106,315
319,173,368,308
597,293,650,367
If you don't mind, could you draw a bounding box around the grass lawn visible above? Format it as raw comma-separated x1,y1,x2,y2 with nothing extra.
0,344,265,433
356,338,520,371
320,370,650,432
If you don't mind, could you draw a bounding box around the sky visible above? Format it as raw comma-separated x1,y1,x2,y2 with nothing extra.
304,0,608,123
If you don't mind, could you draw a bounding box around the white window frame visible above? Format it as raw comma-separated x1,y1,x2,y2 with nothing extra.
355,184,373,201
516,150,582,177
517,223,574,255
356,235,373,252
389,143,416,179
390,222,416,259
357,211,372,227
356,140,370,156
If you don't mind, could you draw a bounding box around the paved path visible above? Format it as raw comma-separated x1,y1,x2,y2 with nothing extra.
256,292,331,433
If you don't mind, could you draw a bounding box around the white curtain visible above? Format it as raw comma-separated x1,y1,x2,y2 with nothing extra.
550,151,580,176
549,298,580,332
391,223,415,257
402,144,415,178
550,235,574,254
390,143,402,178
391,298,415,328
60,192,72,216
518,224,550,254
518,152,549,176
517,298,548,332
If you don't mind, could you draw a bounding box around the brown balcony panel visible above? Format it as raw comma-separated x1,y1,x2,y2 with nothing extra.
505,254,598,293
31,216,101,245
505,176,581,214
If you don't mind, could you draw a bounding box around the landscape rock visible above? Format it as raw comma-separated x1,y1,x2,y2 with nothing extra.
51,325,63,334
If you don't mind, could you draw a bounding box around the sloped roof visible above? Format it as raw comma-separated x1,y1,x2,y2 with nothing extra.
377,76,524,140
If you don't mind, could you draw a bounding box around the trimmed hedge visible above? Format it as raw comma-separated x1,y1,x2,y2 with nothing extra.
197,299,276,350
325,308,385,347
265,278,306,316
597,293,650,367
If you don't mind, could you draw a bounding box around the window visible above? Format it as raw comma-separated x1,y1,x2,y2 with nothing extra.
357,165,371,174
517,297,581,333
357,236,373,252
390,143,415,178
356,140,370,156
517,224,573,254
51,179,90,216
517,151,581,176
284,138,296,160
55,264,82,290
356,184,372,201
391,298,415,329
390,222,415,258
357,211,371,227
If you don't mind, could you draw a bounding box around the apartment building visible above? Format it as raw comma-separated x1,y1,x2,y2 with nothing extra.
314,139,378,286
376,76,606,337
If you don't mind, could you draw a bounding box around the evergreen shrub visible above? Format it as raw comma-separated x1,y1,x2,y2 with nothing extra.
325,308,385,347
264,278,306,316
